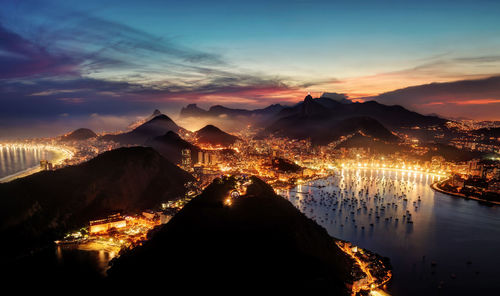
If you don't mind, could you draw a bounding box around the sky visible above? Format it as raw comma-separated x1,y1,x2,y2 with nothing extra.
1,0,500,138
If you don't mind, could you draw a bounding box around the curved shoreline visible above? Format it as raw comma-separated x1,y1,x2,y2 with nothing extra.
0,145,72,183
430,180,500,206
0,165,42,183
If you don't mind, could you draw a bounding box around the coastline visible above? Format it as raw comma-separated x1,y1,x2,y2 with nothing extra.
282,174,393,295
0,146,70,183
0,165,42,183
430,180,500,206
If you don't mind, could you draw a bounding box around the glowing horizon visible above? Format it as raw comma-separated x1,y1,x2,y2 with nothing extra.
1,0,500,138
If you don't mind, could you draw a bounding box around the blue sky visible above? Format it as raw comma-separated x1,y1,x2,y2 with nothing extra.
1,0,500,137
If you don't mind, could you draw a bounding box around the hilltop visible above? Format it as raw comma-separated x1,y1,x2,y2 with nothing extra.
0,147,194,259
101,114,182,145
107,176,354,294
264,105,399,146
146,131,201,164
195,124,239,146
61,128,97,141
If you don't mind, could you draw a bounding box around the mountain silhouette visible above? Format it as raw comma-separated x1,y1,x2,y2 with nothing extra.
264,110,398,145
180,103,285,118
101,114,183,145
0,147,194,259
273,95,446,129
195,124,239,146
107,176,354,294
61,128,97,141
146,131,201,164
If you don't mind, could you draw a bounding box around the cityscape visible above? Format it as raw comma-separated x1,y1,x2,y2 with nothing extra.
1,1,499,295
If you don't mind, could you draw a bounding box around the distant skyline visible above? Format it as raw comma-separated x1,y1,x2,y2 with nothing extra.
1,0,500,138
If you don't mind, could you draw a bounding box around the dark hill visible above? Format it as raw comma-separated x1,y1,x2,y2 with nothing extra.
180,103,285,118
61,128,97,141
272,157,302,173
101,114,182,145
336,100,447,128
179,103,208,117
107,176,353,294
0,147,194,259
421,143,486,162
272,95,446,129
300,94,330,116
264,113,399,145
337,132,402,154
321,92,352,105
195,124,239,146
151,109,162,117
146,131,201,164
473,127,500,138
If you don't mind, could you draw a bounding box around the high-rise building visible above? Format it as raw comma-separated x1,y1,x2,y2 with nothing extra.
198,151,203,164
182,149,191,168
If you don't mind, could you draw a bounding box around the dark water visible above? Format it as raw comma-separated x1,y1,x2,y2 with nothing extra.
7,245,113,287
0,145,58,179
5,167,500,294
282,168,500,295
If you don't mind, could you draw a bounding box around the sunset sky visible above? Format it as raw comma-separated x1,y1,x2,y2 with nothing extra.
1,0,500,137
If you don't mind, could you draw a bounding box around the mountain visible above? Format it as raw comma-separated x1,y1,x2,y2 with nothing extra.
178,104,287,133
273,95,446,129
271,157,302,173
340,101,447,128
369,75,500,120
126,109,163,130
264,112,398,145
101,114,183,145
321,92,353,104
151,109,162,117
0,147,194,259
180,103,286,119
195,124,239,146
336,132,402,154
473,127,500,138
146,131,201,164
107,176,354,294
421,143,486,162
61,128,97,141
178,104,208,117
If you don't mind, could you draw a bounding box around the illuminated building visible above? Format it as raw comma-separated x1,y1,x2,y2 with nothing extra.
196,151,219,166
182,148,192,168
142,211,156,220
160,209,177,224
89,214,127,233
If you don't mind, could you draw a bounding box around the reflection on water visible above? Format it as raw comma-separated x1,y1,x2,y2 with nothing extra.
7,245,115,286
283,169,500,295
0,146,58,178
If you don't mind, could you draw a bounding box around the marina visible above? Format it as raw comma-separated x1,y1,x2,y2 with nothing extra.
281,168,500,295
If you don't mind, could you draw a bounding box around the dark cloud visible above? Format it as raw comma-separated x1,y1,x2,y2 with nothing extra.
371,75,500,120
0,9,310,135
453,56,500,64
0,24,80,78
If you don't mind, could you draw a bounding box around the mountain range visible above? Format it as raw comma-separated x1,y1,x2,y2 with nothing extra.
180,103,285,118
274,95,446,129
175,93,448,146
90,88,450,149
260,95,400,145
